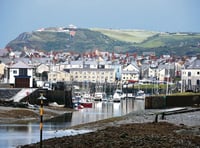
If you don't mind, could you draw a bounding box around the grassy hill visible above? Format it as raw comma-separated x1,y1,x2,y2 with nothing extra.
91,28,158,43
94,29,200,55
6,27,200,56
7,28,133,53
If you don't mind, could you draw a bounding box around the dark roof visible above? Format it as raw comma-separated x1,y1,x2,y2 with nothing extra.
187,58,200,69
9,61,33,69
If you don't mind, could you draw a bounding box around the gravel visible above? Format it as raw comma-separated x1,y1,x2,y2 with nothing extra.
20,108,200,148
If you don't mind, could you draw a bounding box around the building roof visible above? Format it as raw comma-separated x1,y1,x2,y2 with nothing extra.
187,59,200,69
9,61,33,69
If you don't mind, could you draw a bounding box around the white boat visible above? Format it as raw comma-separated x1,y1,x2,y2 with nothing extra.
49,102,65,108
135,90,145,100
94,92,106,101
112,89,124,102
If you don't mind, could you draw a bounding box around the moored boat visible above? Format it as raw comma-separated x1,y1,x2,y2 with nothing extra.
80,102,93,108
93,92,106,101
112,89,124,102
79,98,93,108
135,90,145,100
49,102,65,108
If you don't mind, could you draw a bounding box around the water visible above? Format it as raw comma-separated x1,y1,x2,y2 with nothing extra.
0,99,144,148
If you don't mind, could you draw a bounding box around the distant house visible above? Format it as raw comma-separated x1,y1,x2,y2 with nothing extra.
0,61,6,82
181,55,200,92
0,48,9,57
8,61,34,88
121,63,140,84
48,70,71,83
36,63,50,81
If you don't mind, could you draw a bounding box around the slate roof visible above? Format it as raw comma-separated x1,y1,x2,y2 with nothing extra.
187,58,200,69
9,61,33,69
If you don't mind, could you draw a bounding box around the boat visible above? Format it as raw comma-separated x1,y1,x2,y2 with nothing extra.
93,92,106,101
135,90,145,100
48,102,65,108
112,89,124,102
79,98,93,108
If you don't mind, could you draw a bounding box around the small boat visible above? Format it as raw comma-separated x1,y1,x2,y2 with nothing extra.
112,89,124,102
49,102,65,108
80,102,92,108
78,104,84,109
73,97,93,108
93,92,106,101
135,90,145,100
79,98,93,108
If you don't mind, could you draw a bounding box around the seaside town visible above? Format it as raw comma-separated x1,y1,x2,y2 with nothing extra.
1,1,200,147
1,40,200,148
0,46,199,93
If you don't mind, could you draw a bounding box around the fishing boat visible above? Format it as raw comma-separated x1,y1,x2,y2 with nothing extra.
135,90,145,100
79,98,93,108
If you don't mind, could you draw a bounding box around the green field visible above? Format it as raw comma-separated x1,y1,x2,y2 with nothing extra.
137,33,200,48
91,28,157,43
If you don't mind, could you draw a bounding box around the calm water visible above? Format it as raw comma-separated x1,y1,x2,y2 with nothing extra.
0,99,144,148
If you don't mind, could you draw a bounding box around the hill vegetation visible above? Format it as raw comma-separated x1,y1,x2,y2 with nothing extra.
6,27,200,56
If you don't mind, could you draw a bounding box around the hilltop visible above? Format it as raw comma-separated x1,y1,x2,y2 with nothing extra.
6,27,200,56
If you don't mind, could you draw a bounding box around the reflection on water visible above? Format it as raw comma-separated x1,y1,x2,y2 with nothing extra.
133,100,145,111
0,99,145,148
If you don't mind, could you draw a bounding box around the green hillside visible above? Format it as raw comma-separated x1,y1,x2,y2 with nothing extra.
6,27,200,56
138,32,200,48
92,28,158,43
7,28,133,52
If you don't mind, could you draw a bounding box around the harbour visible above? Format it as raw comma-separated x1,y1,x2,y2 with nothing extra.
0,99,144,148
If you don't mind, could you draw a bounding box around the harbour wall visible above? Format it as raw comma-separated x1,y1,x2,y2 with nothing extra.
145,94,200,109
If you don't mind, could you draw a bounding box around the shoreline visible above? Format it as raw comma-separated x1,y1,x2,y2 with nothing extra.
21,109,200,148
1,106,200,147
0,106,74,124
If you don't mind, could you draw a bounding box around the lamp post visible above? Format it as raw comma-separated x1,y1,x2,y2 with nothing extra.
38,93,47,148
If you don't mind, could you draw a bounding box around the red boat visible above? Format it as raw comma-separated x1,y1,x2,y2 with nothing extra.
78,104,84,109
80,102,93,108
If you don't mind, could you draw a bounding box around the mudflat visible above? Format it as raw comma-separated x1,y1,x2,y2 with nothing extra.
17,108,200,148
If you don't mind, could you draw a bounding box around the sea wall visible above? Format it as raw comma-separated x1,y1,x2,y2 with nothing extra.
145,94,200,109
24,89,73,108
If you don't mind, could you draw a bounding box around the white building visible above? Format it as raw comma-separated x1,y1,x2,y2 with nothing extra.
181,55,200,92
8,61,34,88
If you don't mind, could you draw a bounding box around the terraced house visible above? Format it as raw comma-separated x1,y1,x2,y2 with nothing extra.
48,60,116,84
7,61,34,88
181,54,200,92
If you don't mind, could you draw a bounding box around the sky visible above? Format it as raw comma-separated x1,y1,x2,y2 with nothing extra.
0,0,200,48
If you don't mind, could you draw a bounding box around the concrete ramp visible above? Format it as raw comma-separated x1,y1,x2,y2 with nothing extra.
11,88,38,102
154,107,200,123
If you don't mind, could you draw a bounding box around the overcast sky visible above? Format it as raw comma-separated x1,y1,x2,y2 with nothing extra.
0,0,200,48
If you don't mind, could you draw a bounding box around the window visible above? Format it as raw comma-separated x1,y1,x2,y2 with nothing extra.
197,72,200,75
197,80,200,85
13,70,17,74
188,72,191,76
19,68,27,76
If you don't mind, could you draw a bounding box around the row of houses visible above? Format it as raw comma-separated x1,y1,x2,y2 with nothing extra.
0,48,200,92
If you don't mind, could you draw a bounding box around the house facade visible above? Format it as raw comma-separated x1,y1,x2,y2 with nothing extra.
8,61,34,88
181,55,200,92
121,63,140,84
